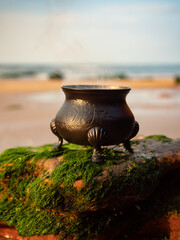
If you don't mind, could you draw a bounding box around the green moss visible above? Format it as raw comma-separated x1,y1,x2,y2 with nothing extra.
175,75,180,84
51,147,118,186
131,140,140,145
0,144,120,238
28,176,65,209
0,141,179,239
116,157,160,196
0,198,68,236
145,135,172,143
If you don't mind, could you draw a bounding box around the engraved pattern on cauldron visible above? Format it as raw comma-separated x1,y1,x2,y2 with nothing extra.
62,99,95,130
95,109,113,123
61,99,113,130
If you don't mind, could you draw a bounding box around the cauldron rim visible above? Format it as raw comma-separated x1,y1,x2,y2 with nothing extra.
62,85,131,91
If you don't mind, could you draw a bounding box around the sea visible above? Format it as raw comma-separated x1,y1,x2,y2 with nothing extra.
0,63,180,80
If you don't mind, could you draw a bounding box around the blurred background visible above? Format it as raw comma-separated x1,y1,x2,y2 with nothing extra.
0,0,180,152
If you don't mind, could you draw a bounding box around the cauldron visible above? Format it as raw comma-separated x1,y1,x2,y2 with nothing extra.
50,85,139,162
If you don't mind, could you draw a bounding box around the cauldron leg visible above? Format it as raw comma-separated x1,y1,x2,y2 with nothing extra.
123,140,133,153
50,119,63,149
87,127,107,163
92,147,102,163
123,121,139,153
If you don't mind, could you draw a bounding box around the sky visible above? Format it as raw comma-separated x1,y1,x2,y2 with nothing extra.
0,0,180,64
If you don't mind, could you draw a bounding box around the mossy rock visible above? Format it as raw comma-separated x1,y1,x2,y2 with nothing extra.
144,134,172,143
0,136,180,240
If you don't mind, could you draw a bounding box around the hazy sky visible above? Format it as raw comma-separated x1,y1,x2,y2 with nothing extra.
0,0,180,64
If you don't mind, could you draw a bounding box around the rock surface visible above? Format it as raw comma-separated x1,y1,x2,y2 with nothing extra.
0,136,179,240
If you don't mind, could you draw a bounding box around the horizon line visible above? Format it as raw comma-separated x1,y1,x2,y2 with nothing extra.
0,62,180,66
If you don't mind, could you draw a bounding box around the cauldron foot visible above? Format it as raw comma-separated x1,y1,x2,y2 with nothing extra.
123,140,133,153
50,118,63,149
92,147,103,163
87,127,107,163
123,121,139,153
53,138,63,149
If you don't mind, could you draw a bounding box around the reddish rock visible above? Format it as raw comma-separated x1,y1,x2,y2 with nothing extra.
0,222,59,240
38,156,63,174
128,214,180,240
73,179,85,191
0,138,180,240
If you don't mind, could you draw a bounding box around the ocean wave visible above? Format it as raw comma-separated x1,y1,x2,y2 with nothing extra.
0,63,180,80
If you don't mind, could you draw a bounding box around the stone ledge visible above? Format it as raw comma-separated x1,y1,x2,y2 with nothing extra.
0,135,179,240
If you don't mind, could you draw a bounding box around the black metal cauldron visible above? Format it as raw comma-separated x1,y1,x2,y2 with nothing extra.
50,85,139,162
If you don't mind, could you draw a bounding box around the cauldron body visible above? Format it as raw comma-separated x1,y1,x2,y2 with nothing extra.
51,85,139,162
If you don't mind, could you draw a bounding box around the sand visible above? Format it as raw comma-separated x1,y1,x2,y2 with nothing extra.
0,77,179,153
0,77,176,93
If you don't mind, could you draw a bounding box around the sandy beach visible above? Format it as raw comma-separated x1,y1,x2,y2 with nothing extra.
0,77,179,153
0,77,177,93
